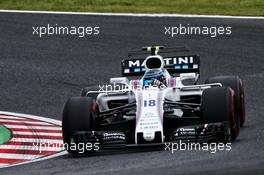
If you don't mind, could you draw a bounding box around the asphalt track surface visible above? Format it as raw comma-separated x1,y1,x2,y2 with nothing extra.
0,12,263,175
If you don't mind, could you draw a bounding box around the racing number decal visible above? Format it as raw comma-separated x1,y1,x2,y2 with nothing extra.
144,100,156,107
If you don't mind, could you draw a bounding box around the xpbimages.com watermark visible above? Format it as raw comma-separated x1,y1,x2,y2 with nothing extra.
32,141,100,154
164,24,232,38
164,141,232,154
32,24,100,38
97,82,167,94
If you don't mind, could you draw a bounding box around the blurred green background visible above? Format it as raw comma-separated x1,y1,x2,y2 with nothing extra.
0,0,263,16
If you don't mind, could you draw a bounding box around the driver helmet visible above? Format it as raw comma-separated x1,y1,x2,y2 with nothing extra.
143,69,166,86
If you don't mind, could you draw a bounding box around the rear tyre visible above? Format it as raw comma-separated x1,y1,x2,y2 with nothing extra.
201,87,239,141
62,97,97,154
205,76,245,127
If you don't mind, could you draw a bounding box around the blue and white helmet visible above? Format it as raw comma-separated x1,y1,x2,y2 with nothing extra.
143,55,166,86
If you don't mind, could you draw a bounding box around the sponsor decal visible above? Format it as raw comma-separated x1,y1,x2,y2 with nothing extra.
127,56,194,68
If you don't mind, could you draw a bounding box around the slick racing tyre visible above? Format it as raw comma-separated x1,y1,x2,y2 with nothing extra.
205,76,245,127
62,97,97,154
201,87,239,141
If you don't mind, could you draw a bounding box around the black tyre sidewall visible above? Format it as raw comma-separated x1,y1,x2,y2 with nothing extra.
205,76,245,127
62,97,95,150
201,87,239,140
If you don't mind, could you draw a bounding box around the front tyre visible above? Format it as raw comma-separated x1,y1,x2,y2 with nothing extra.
205,76,245,127
62,97,97,154
201,87,239,141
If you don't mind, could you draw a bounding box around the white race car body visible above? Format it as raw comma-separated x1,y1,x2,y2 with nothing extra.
135,87,165,143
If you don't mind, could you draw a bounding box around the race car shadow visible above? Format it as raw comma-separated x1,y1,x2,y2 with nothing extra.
63,145,165,159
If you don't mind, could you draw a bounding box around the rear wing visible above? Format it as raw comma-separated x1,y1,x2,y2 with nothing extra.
121,55,200,76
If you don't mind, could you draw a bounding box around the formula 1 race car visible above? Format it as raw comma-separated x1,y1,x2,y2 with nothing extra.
62,46,245,154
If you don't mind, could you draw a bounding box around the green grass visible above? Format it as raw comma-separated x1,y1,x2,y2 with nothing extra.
0,125,11,145
0,0,263,16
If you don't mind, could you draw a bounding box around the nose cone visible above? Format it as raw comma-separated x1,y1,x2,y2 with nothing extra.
143,132,155,141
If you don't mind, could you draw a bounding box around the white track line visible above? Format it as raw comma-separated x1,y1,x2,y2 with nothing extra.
4,124,61,130
13,131,62,136
0,115,34,120
0,111,61,125
0,145,63,151
11,137,63,143
0,115,48,121
0,163,9,166
0,119,54,125
0,151,67,169
0,153,42,160
0,9,263,19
